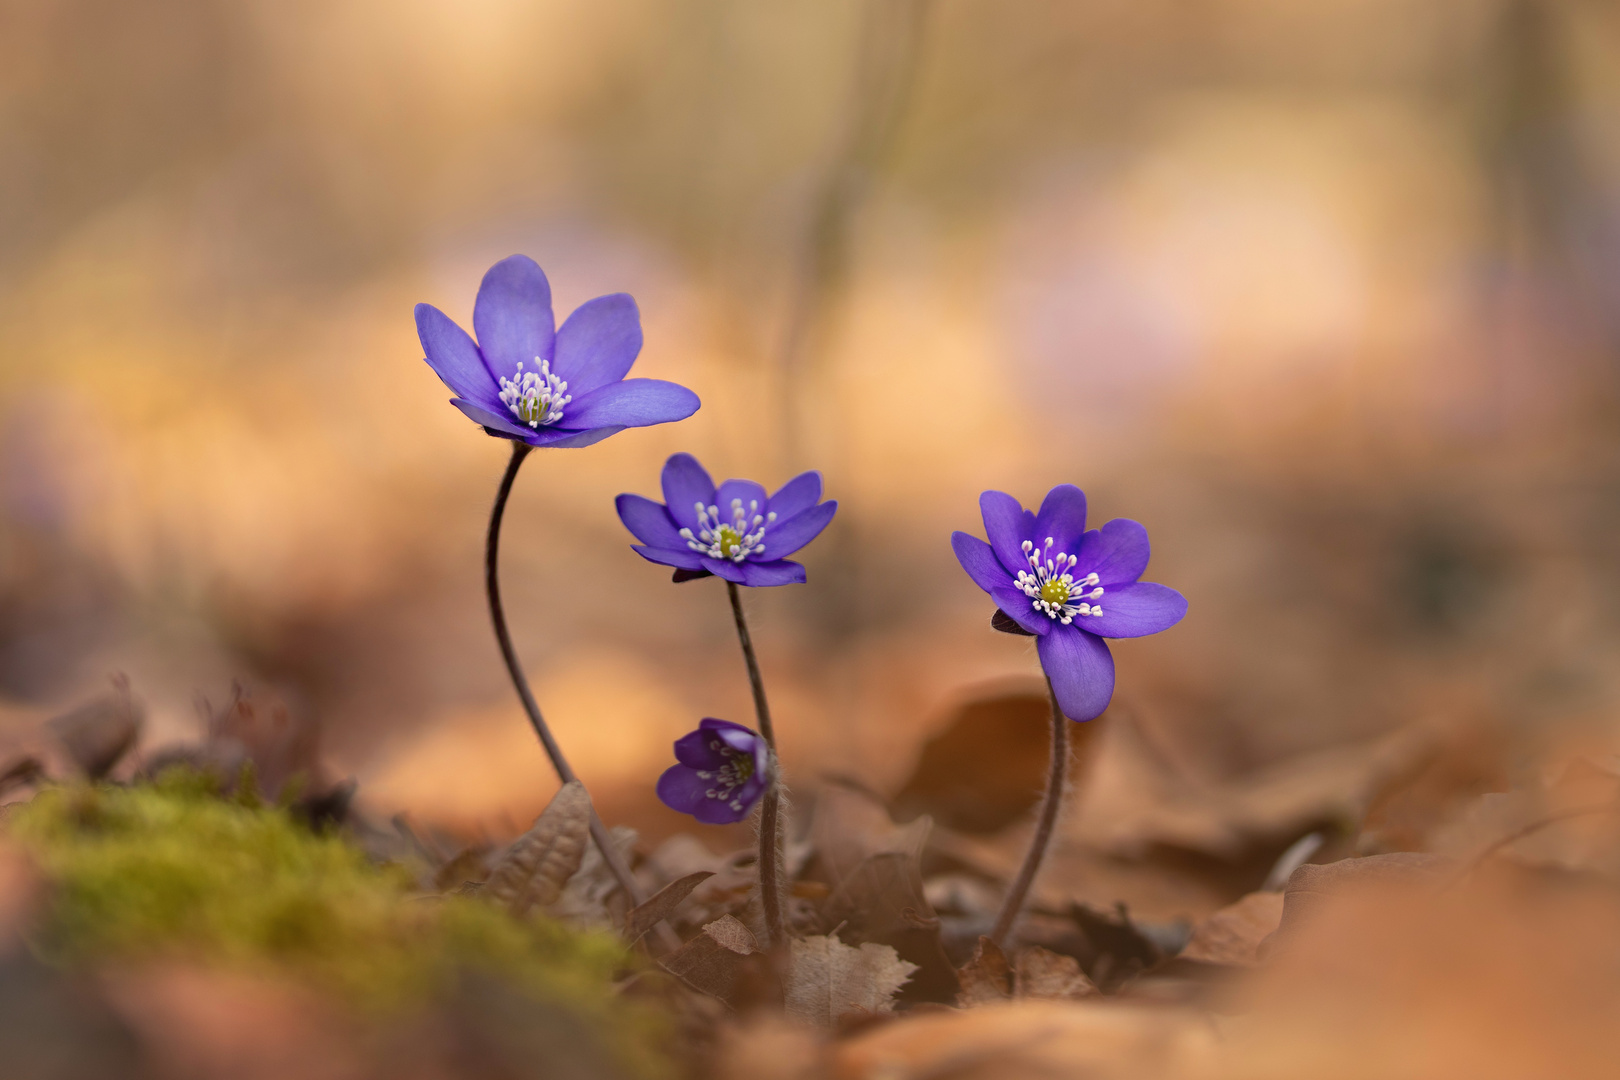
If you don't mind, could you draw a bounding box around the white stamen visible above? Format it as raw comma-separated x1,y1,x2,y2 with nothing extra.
1015,536,1104,623
497,356,571,428
685,493,774,563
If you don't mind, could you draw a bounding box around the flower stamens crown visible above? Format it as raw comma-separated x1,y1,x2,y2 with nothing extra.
498,356,571,428
681,498,776,563
695,735,756,813
1017,537,1103,624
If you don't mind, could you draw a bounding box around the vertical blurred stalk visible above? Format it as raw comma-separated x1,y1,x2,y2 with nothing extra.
777,0,931,470
775,0,931,639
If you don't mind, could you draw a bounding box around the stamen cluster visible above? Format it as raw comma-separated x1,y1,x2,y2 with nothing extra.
498,356,570,428
681,498,775,562
695,737,757,813
1017,537,1104,623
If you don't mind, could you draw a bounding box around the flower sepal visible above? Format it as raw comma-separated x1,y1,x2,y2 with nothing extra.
672,568,713,583
990,608,1036,636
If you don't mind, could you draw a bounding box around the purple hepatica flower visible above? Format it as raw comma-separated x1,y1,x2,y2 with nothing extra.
952,485,1187,722
657,719,769,824
615,453,837,587
415,255,699,448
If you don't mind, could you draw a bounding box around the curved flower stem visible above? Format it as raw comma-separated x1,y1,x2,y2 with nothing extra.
486,441,645,909
725,581,786,948
988,677,1069,949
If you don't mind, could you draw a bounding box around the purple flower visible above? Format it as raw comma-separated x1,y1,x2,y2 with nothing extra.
415,255,700,448
615,453,838,587
657,719,769,824
952,485,1187,722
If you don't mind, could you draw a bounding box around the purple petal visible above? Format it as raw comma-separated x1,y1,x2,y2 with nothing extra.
1037,627,1115,721
735,559,806,587
990,585,1052,636
1075,519,1151,585
952,532,1014,594
553,293,642,395
980,491,1034,576
661,453,716,531
701,557,747,583
534,426,625,449
674,729,729,769
1081,581,1187,639
768,472,823,520
700,718,762,748
715,479,770,522
632,544,706,570
760,501,836,560
450,397,544,441
616,494,683,548
693,790,755,825
417,304,499,409
656,764,711,815
1033,484,1088,558
564,378,700,431
473,255,554,378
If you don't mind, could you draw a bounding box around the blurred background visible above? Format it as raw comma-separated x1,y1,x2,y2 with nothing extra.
3,0,1620,866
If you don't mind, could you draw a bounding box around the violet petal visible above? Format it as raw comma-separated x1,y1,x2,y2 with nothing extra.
734,559,806,587
564,378,699,430
1075,518,1151,585
1081,581,1187,639
616,494,684,548
768,471,823,520
759,501,836,560
552,293,641,394
1033,484,1088,557
952,531,1014,593
1037,627,1115,721
472,255,555,378
661,453,717,531
980,490,1033,574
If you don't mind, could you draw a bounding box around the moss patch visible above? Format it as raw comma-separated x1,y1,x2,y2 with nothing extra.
7,775,672,1077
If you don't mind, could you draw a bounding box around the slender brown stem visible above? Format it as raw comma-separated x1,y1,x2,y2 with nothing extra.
989,678,1069,948
726,581,786,947
485,441,645,908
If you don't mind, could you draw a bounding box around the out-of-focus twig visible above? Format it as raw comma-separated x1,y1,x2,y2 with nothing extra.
776,0,932,469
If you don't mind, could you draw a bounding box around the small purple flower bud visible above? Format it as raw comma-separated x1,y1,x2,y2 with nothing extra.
656,719,769,825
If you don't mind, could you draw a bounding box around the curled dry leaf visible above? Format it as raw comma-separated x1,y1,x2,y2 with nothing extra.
1179,890,1285,967
48,684,143,780
548,824,638,929
784,933,916,1027
1265,853,1451,957
658,915,765,1005
625,871,714,944
484,781,592,917
1014,945,1099,1000
955,935,1011,1007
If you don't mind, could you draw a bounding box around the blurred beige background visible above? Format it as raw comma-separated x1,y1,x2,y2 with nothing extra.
3,0,1620,840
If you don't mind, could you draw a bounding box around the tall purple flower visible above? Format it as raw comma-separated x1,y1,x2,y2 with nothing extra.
657,719,769,825
952,485,1186,722
615,453,837,586
415,255,699,448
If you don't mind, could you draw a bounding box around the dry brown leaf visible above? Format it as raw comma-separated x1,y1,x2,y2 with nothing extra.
48,684,142,780
548,824,637,929
484,781,591,917
833,999,1215,1080
1178,891,1285,967
809,784,930,889
658,915,765,1004
784,933,916,1027
1266,853,1450,956
955,935,1011,1007
625,871,714,943
1014,945,1099,1000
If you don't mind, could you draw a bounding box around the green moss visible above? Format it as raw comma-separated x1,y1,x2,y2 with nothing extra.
7,775,673,1078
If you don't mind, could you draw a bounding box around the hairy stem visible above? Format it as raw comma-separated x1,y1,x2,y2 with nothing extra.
989,678,1068,948
726,581,786,947
486,442,645,908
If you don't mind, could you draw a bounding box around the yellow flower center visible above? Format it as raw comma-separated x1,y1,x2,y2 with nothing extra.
1040,579,1071,606
715,526,744,557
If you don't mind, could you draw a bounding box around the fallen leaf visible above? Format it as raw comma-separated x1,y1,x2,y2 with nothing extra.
1014,945,1099,1000
784,933,916,1027
48,683,142,780
1071,903,1163,992
548,824,638,929
833,999,1215,1080
1177,891,1285,967
808,784,929,889
821,851,956,1004
658,915,768,1005
1265,853,1450,956
484,781,592,917
954,935,1010,1007
432,847,492,893
890,683,1099,834
625,871,714,943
